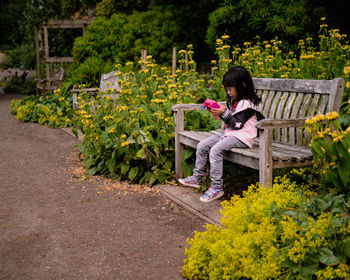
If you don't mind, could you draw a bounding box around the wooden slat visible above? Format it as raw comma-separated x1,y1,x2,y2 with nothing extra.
281,92,296,143
256,118,307,129
262,90,275,117
268,91,281,141
304,94,321,146
317,94,330,115
41,57,74,63
268,91,282,119
296,94,312,145
257,89,266,111
38,19,93,29
288,93,304,144
253,78,335,94
274,91,289,141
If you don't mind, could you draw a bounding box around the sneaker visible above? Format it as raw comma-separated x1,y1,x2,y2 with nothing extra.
178,175,200,188
200,187,224,202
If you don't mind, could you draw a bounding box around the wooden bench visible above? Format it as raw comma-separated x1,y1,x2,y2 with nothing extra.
71,70,121,110
172,77,345,186
36,67,65,95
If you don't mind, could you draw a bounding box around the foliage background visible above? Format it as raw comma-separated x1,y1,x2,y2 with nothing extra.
1,0,349,70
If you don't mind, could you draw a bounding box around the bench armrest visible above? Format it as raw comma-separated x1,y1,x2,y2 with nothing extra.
71,87,99,93
256,118,308,129
171,101,226,112
35,77,64,83
171,103,203,111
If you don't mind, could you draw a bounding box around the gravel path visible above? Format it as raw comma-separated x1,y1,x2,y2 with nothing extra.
0,93,205,280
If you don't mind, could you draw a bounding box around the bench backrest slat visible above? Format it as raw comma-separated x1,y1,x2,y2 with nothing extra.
99,70,121,93
274,91,289,141
253,77,345,147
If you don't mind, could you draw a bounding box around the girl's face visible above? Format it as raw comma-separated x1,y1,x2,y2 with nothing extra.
225,87,238,100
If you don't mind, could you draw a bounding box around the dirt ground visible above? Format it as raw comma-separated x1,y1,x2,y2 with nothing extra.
0,93,206,280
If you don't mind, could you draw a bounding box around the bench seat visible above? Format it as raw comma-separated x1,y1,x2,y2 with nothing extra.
179,130,313,170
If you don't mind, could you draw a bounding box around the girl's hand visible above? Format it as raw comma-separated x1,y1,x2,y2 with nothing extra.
211,105,225,116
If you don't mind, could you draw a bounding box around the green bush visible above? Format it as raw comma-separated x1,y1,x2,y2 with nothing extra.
72,7,183,66
95,0,147,16
1,75,36,95
4,43,36,69
182,177,350,279
68,57,114,87
206,0,325,51
10,85,74,128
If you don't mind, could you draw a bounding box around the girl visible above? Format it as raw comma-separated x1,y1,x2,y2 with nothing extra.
179,66,265,202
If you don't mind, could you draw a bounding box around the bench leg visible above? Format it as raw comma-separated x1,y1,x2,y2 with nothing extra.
175,142,184,180
259,129,273,186
174,109,184,180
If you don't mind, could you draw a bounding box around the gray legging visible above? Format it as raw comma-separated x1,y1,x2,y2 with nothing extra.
192,134,248,190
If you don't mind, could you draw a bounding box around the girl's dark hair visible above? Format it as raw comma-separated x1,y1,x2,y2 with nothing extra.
222,66,261,108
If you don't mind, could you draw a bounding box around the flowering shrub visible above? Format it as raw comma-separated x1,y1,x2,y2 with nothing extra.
74,51,223,184
304,102,350,195
214,18,350,108
10,86,73,128
182,177,350,279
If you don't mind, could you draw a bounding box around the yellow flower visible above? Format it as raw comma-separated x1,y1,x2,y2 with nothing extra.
221,35,229,40
121,134,127,139
121,141,129,147
216,39,223,45
343,66,350,75
325,111,339,120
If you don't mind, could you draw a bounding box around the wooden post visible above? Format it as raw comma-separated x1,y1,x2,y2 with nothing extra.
43,26,50,83
259,128,273,186
141,49,147,70
172,47,176,84
174,108,184,179
34,24,41,81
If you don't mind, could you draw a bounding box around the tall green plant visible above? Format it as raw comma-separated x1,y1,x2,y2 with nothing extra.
72,7,183,65
304,105,350,195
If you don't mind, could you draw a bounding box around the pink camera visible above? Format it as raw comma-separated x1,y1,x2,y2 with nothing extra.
202,99,220,119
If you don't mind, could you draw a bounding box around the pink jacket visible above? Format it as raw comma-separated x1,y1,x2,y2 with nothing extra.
222,99,264,148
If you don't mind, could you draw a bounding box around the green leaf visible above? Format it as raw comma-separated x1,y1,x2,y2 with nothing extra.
182,148,195,161
136,148,146,159
128,166,139,181
341,238,350,257
149,174,157,186
338,157,350,187
319,247,339,266
299,261,319,280
311,141,324,158
121,163,129,175
105,158,116,174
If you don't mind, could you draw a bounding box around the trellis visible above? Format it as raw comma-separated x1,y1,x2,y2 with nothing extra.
34,18,93,81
